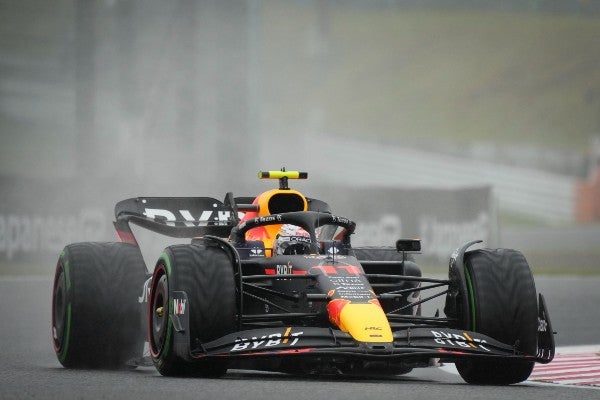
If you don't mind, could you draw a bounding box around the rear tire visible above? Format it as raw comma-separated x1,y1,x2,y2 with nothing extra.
455,248,538,385
51,242,146,368
149,243,237,377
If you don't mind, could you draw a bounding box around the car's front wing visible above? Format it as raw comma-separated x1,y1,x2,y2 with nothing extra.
168,293,552,365
191,325,542,361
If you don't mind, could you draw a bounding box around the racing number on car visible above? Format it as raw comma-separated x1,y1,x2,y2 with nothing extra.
310,265,361,275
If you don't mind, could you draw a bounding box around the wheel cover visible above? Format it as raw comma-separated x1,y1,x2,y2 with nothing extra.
149,270,168,357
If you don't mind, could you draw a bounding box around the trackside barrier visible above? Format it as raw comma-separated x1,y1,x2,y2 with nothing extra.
0,175,494,263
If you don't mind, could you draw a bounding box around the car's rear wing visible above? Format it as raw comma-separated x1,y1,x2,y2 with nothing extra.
113,194,330,245
113,196,241,245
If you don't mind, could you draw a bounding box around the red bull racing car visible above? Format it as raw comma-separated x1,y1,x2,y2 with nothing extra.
51,170,555,384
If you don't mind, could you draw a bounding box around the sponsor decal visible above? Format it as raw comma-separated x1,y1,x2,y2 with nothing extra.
328,276,373,301
173,299,186,315
431,330,490,352
276,263,293,275
144,208,233,226
254,215,282,224
231,327,303,352
265,262,308,275
278,224,310,237
538,316,549,333
277,235,311,244
250,247,264,257
303,255,347,260
268,269,307,275
138,276,152,303
331,215,351,225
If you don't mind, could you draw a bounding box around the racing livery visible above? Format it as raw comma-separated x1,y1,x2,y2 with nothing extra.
51,169,555,384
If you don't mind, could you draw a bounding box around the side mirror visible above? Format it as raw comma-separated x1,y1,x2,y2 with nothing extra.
396,239,421,252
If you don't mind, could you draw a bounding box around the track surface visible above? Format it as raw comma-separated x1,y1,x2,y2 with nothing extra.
1,275,599,399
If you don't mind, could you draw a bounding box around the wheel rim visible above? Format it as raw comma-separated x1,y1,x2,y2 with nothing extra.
149,269,168,357
52,265,67,352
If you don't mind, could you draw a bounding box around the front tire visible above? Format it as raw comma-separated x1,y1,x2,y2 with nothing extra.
149,243,237,377
51,242,146,368
455,248,538,385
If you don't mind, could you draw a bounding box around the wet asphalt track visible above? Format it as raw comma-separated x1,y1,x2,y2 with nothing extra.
1,275,599,400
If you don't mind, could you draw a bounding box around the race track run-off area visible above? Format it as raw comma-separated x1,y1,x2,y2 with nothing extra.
440,345,600,390
529,346,600,388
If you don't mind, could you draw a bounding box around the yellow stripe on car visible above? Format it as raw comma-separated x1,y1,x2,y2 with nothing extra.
338,303,393,343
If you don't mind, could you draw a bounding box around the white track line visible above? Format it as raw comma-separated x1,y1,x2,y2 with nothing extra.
529,346,600,388
439,345,600,389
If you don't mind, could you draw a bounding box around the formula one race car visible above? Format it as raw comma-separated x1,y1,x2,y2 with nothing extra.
51,170,555,384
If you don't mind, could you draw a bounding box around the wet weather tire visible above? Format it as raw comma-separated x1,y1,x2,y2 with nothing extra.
455,248,538,385
51,242,146,369
149,243,237,377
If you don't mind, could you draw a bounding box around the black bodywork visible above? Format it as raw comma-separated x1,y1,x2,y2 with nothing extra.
114,193,555,373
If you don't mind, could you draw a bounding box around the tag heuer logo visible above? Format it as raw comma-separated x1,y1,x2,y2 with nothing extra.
250,248,264,257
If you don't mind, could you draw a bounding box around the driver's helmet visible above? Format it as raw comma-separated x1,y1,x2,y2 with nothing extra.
273,224,312,255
